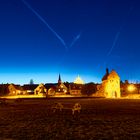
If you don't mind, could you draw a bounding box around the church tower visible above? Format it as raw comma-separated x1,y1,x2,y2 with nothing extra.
58,74,62,84
56,74,68,94
96,68,120,98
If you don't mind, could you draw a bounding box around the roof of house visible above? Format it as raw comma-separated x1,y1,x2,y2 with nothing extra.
9,84,23,90
70,83,83,90
108,70,120,79
22,84,38,90
45,83,57,89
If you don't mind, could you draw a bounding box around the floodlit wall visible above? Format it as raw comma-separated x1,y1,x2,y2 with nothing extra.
97,70,121,98
104,70,120,98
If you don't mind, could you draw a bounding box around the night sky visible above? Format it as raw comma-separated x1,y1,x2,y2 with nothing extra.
0,0,140,84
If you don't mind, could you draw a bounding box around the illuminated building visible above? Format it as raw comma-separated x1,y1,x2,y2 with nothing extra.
47,87,56,96
34,83,47,96
8,84,24,95
69,83,82,95
22,84,38,94
55,74,68,95
74,75,84,85
96,68,120,98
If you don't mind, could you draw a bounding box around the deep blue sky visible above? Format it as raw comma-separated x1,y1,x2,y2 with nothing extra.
0,0,140,84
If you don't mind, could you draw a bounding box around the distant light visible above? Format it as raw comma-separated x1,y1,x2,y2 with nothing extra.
1,95,45,99
74,75,84,84
128,84,136,92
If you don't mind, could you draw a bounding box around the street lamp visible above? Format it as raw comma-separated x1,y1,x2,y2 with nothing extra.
127,84,136,92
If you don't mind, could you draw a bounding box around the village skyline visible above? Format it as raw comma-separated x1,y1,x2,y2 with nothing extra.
0,1,140,139
0,70,140,85
0,68,139,99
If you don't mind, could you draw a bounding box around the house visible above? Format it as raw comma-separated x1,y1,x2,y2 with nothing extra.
8,84,24,96
34,83,47,96
69,83,82,95
70,75,84,95
45,83,57,96
22,84,38,94
96,68,120,98
55,74,68,95
47,87,56,96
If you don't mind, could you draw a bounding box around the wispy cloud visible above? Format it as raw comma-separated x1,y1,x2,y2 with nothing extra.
21,0,67,49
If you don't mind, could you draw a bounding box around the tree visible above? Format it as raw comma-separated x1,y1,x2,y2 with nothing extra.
81,83,97,96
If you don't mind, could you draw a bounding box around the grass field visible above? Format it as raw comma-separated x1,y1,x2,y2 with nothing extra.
1,98,140,140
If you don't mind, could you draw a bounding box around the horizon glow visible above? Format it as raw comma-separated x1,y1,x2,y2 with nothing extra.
0,0,140,84
0,72,101,85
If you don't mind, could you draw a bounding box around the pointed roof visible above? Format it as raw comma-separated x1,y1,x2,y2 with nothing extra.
108,70,120,79
102,68,109,81
58,74,62,85
58,74,61,81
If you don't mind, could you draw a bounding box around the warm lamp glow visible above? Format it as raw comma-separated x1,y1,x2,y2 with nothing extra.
128,84,136,92
1,95,45,99
74,75,84,84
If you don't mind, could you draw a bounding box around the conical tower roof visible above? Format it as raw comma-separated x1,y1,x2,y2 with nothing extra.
102,68,109,81
108,70,120,79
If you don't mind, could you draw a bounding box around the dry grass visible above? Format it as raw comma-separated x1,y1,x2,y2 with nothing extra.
0,98,140,139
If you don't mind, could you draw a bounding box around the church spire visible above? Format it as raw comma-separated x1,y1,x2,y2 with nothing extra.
58,74,62,84
106,68,109,75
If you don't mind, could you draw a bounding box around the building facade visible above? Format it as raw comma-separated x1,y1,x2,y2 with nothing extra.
96,69,120,98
